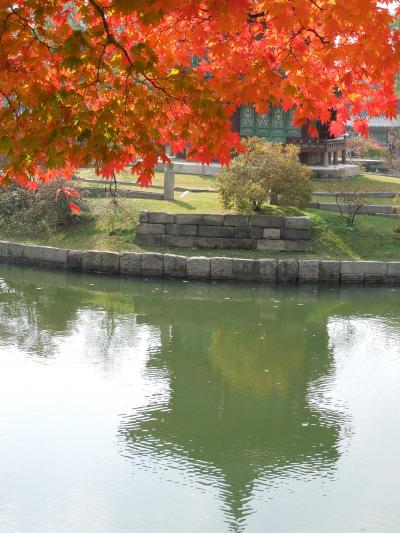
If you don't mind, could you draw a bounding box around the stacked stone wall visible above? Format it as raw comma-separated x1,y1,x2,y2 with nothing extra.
136,212,312,252
0,240,399,285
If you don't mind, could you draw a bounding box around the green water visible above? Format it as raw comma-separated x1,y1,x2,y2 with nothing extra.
0,264,400,533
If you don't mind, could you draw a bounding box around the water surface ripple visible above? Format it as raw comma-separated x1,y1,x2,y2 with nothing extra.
0,264,399,533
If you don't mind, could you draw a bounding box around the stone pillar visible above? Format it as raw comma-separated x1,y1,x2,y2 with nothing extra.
342,150,347,164
333,151,339,165
164,161,175,201
323,151,329,167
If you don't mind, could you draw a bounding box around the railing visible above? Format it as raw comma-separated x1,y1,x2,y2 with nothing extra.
286,137,347,152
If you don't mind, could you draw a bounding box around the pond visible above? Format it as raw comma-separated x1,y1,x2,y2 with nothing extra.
0,263,399,533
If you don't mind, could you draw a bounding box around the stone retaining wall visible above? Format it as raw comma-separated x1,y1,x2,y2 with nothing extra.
0,240,399,285
136,212,313,252
306,202,396,215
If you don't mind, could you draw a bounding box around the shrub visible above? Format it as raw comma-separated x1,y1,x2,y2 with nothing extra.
347,136,389,159
0,179,90,236
216,137,312,213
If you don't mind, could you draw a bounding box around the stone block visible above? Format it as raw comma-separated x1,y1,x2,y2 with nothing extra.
263,228,281,240
163,254,187,278
148,212,175,224
120,252,141,275
7,242,24,259
223,215,249,227
136,223,165,235
318,203,338,212
41,246,68,266
319,261,340,283
136,234,168,247
247,227,264,239
222,238,256,250
249,215,283,228
101,251,120,274
387,262,400,275
194,237,224,249
249,215,284,229
165,235,195,248
175,214,206,225
299,260,319,284
232,258,254,281
186,256,211,279
67,250,82,270
139,211,149,223
286,240,313,252
257,240,286,251
210,257,233,280
278,259,299,283
254,259,277,283
284,217,311,230
201,214,225,226
23,245,68,267
23,245,43,262
82,250,102,272
384,275,400,285
198,225,234,238
341,273,364,284
141,253,164,277
282,229,312,240
365,274,387,284
0,241,9,257
166,224,197,236
341,261,387,275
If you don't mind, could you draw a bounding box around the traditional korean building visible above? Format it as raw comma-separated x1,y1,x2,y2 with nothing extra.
232,105,348,168
168,104,358,179
345,101,400,146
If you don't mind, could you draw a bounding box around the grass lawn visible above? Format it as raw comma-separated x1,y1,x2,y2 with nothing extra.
77,169,216,190
312,173,400,193
77,170,400,205
2,191,400,261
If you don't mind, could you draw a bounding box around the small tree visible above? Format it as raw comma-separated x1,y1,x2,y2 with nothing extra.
335,187,374,227
216,138,312,213
347,136,390,160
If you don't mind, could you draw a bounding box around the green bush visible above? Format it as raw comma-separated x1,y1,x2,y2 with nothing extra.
216,137,312,213
347,136,389,159
0,179,90,236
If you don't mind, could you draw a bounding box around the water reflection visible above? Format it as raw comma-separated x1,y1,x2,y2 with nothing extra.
120,292,344,530
0,263,400,533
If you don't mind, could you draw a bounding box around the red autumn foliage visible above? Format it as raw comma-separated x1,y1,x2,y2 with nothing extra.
0,0,398,188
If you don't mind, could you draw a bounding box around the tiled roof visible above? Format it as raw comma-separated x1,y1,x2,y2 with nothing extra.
347,111,400,129
366,116,400,128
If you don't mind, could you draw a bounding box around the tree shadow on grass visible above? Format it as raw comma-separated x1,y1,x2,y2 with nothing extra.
168,199,195,210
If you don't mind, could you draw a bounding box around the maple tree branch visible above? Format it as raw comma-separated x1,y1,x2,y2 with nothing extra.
248,11,267,20
7,9,54,53
309,0,324,11
0,90,22,130
307,28,330,45
88,0,178,100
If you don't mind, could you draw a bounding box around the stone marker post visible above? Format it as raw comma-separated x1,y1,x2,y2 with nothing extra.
164,160,175,201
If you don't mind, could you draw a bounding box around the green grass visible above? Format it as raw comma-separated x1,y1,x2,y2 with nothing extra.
307,210,400,260
311,195,398,206
1,193,400,260
77,169,400,193
77,169,216,190
311,173,400,206
312,173,400,193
